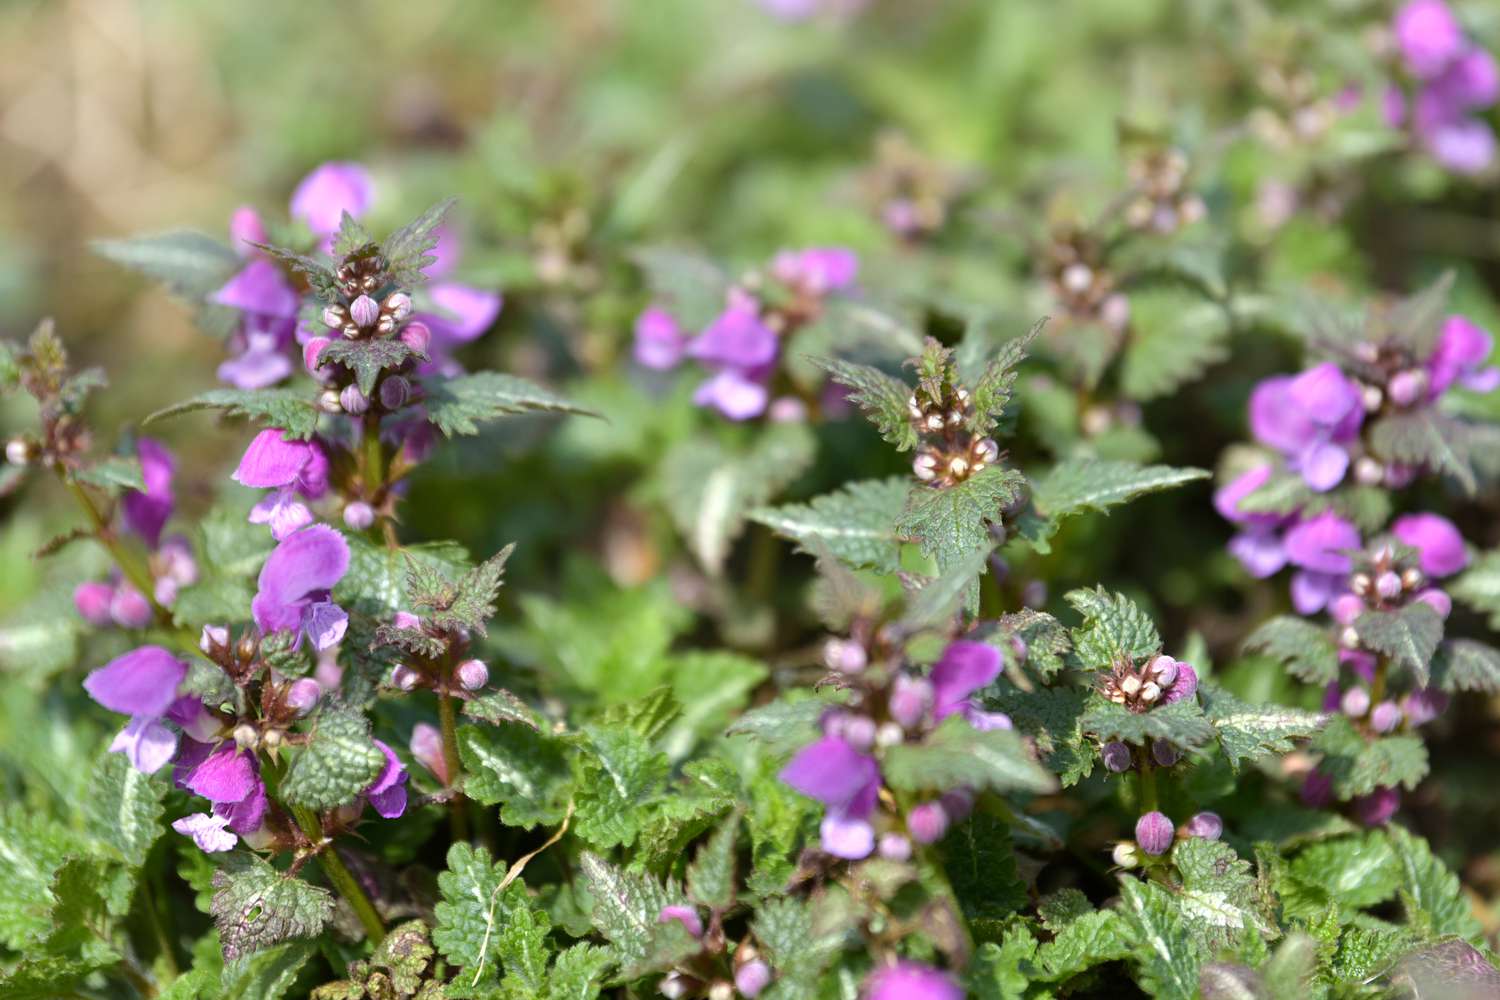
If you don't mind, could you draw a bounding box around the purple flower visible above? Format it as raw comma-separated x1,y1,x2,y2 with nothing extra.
234,430,331,540
290,161,375,237
1228,526,1290,579
689,297,778,369
1391,512,1467,577
1213,464,1277,526
1101,741,1132,772
906,801,949,844
174,737,269,843
1355,786,1400,826
218,316,297,390
1135,810,1175,855
1184,811,1223,841
780,735,881,859
1249,364,1364,492
633,307,688,370
736,960,772,997
929,640,1008,729
1283,512,1361,614
1402,688,1449,725
122,438,175,549
1301,770,1334,808
656,904,704,939
693,367,772,421
1427,316,1499,396
251,525,350,650
366,740,408,819
1394,0,1464,79
415,283,503,375
889,675,934,729
74,581,115,626
84,645,187,719
771,247,859,295
213,258,300,320
410,722,450,785
863,962,961,1000
1159,661,1198,706
172,812,236,853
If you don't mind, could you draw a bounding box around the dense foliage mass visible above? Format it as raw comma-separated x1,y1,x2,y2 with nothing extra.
4,1,1500,997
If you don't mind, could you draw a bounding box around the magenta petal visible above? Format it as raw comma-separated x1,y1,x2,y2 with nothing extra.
1287,363,1361,429
121,438,175,548
1213,465,1273,524
368,782,408,819
633,307,687,370
780,736,880,811
865,962,963,1000
1391,513,1468,576
929,641,1002,722
693,369,769,420
173,812,237,853
1228,527,1288,578
212,259,299,319
368,740,405,796
303,600,348,650
1298,441,1350,492
1393,0,1464,79
218,340,294,390
689,303,778,369
422,283,502,346
110,716,179,774
1424,118,1496,174
1428,315,1493,395
252,525,351,635
216,779,269,833
233,429,315,489
1290,571,1343,615
1248,376,1313,454
290,161,374,236
185,744,258,803
657,904,704,939
1283,512,1361,573
84,646,187,717
819,814,875,859
248,488,314,541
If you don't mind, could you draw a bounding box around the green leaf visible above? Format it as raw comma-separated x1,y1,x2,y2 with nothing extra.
84,749,166,869
1199,684,1326,770
1065,586,1161,667
384,198,455,286
895,466,1027,571
1285,831,1401,911
209,853,334,961
0,806,91,949
749,476,908,573
632,246,733,330
571,723,670,848
881,717,1058,794
1367,409,1476,495
814,357,919,451
726,695,828,757
1032,909,1133,982
899,543,993,628
992,609,1072,680
407,543,513,637
423,371,597,437
577,851,685,970
252,243,339,300
318,338,421,397
93,230,241,299
74,456,146,493
1451,550,1500,630
663,651,767,760
750,896,839,995
145,387,321,440
992,684,1093,786
1353,603,1443,687
1173,838,1271,940
1030,458,1208,528
784,298,926,390
662,423,816,574
942,812,1027,932
221,940,316,1000
497,901,553,997
432,842,528,982
1315,715,1429,798
280,705,386,811
1120,290,1231,401
1430,639,1500,694
457,723,573,828
1079,699,1217,750
1242,616,1341,685
547,943,614,1000
686,815,739,912
330,211,374,259
1118,877,1203,1000
1386,825,1484,941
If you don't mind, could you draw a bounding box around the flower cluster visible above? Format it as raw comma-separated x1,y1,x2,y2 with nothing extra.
633,247,858,420
780,639,1008,861
1040,225,1130,335
1112,809,1224,869
1122,147,1206,235
1386,0,1499,175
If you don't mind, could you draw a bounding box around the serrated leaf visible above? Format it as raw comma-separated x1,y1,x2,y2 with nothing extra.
318,338,421,397
222,940,316,1000
432,842,528,981
497,901,552,997
1286,831,1401,911
74,456,146,493
1430,639,1500,694
1451,551,1500,630
814,357,919,451
145,388,321,440
547,943,613,1000
662,423,816,574
1242,616,1341,685
899,543,993,628
992,684,1093,786
1199,684,1325,770
457,723,572,828
1065,586,1161,667
252,243,339,301
0,806,92,949
1120,291,1231,400
93,230,241,299
686,815,739,912
330,211,374,259
422,372,597,437
1353,603,1443,687
571,723,670,849
881,716,1057,794
1119,878,1203,1000
577,851,685,970
1315,715,1429,798
1079,698,1217,750
1367,410,1475,495
1032,457,1207,521
210,854,333,961
895,466,1027,572
749,476,907,573
1386,825,1483,941
943,812,1027,930
84,749,166,868
726,695,828,756
280,706,385,810
383,198,456,286
992,609,1072,679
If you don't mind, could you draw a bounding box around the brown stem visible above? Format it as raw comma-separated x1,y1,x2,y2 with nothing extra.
61,472,172,628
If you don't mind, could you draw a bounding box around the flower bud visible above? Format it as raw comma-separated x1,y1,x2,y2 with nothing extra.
263,728,284,751
233,723,259,750
906,801,949,844
842,715,877,752
410,722,450,785
657,904,704,939
318,389,343,413
286,678,322,716
767,396,807,423
1401,689,1448,727
947,456,970,480
200,624,229,654
1360,384,1384,412
379,376,410,410
340,384,369,415
1139,681,1162,703
1112,842,1140,869
1120,674,1142,696
303,336,331,375
1101,741,1133,773
735,960,772,998
877,833,912,861
1340,687,1371,718
888,675,934,729
1100,294,1131,332
1149,655,1178,688
1300,769,1333,808
913,452,939,481
823,638,867,674
1370,700,1402,733
1413,588,1452,619
456,658,489,691
384,291,412,322
343,501,375,530
659,973,692,999
940,788,975,823
972,438,999,464
1375,571,1402,601
1386,369,1427,408
1329,593,1364,626
1151,739,1181,767
350,295,381,328
236,634,258,662
394,611,421,630
321,305,347,330
1061,263,1093,294
1400,567,1423,591
875,721,905,748
1339,626,1361,648
1184,811,1223,841
73,581,116,626
1135,811,1175,855
1355,786,1399,826
1353,456,1384,485
110,586,153,628
400,321,431,355
391,664,422,691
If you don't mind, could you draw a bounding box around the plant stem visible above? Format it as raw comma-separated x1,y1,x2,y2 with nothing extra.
61,473,171,627
438,681,470,842
289,803,386,945
1138,756,1158,813
139,874,179,981
1370,657,1389,710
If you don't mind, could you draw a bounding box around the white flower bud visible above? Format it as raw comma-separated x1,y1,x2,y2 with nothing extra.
1339,626,1361,649
392,664,422,691
876,722,905,748
1401,568,1423,591
384,291,413,322
1139,681,1161,702
318,389,343,413
1361,384,1384,412
321,305,347,329
972,438,1000,464
948,456,969,480
1354,457,1384,485
1061,263,1093,294
200,624,229,654
1120,675,1142,696
1112,842,1140,869
456,658,489,691
5,438,31,465
913,453,939,482
233,724,259,750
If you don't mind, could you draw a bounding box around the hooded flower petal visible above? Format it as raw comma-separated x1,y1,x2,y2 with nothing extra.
1213,464,1275,525
216,779,269,833
1283,512,1361,574
303,600,349,651
110,716,179,774
693,368,770,420
422,283,503,346
213,259,299,319
252,525,351,636
1291,570,1345,615
1228,527,1288,578
290,162,374,236
1298,441,1350,492
930,640,1002,722
366,741,409,819
248,488,314,541
864,962,962,1000
184,743,259,804
1423,117,1497,174
121,438,175,548
819,814,875,859
172,812,237,853
1248,376,1314,454
780,736,880,813
1287,363,1362,434
1391,513,1468,576
1428,315,1495,396
689,302,778,369
657,904,704,939
83,646,187,717
633,307,688,370
1394,0,1464,79
233,430,321,490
